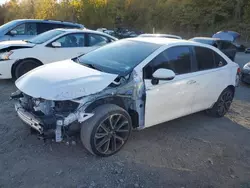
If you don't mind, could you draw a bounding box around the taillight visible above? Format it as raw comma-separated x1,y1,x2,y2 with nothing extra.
237,67,241,73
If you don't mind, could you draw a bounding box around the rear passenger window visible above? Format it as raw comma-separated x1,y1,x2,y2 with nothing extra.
195,47,215,70
37,23,55,34
88,34,110,46
143,46,192,79
214,52,227,67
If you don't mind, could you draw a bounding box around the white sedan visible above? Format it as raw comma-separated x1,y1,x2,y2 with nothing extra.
0,29,117,79
13,37,239,157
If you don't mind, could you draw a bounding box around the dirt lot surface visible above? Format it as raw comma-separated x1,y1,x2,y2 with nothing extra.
0,53,250,188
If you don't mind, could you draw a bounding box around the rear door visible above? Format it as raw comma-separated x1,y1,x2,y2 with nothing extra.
190,46,230,113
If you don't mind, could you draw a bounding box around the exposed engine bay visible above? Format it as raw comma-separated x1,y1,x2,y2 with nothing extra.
12,71,146,142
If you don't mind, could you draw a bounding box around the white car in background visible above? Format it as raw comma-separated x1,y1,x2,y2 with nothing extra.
13,38,239,157
0,29,117,79
138,33,182,39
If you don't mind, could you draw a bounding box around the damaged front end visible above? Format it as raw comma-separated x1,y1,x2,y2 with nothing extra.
12,91,94,141
12,71,146,142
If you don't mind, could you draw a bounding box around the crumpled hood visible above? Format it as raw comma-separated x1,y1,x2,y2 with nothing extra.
0,40,35,49
15,59,118,100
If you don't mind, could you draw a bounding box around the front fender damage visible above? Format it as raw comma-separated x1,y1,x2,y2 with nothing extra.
14,71,146,142
69,70,146,129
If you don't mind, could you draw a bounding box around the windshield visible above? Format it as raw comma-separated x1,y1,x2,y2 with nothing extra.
0,20,19,32
27,30,65,44
78,40,160,76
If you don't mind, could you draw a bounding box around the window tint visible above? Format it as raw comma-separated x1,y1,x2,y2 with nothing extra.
214,52,227,67
37,23,55,34
11,23,37,35
143,46,192,79
195,46,215,70
88,34,110,46
61,24,80,29
221,41,233,49
54,33,85,47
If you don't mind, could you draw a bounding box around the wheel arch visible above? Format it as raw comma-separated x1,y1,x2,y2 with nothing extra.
226,85,235,97
11,58,43,78
84,96,139,129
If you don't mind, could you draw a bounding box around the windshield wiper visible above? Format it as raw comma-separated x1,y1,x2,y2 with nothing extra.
82,63,102,71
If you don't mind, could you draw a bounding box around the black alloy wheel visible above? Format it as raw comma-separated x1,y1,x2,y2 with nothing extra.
93,114,130,155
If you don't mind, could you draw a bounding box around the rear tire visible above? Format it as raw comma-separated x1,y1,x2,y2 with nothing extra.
206,88,234,117
14,59,41,79
80,104,132,157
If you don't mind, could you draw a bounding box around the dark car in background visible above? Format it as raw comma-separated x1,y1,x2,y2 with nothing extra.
190,37,237,61
0,19,84,42
113,28,144,39
242,62,250,84
245,48,250,54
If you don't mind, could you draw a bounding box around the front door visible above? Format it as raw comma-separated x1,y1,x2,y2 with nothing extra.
143,46,197,128
42,33,91,64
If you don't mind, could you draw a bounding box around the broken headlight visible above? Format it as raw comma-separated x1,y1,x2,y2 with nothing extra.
0,51,13,61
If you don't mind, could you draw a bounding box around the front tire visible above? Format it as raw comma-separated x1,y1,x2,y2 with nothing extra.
14,59,41,79
207,88,234,117
81,104,132,157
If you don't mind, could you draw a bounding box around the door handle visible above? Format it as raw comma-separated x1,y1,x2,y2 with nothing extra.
187,80,197,85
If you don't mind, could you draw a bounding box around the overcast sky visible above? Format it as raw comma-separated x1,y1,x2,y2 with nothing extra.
0,0,7,4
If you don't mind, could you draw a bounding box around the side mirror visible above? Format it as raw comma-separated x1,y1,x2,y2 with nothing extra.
151,68,175,85
51,42,62,48
10,30,17,36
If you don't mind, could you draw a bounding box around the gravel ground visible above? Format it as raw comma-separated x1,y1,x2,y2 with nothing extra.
0,53,250,188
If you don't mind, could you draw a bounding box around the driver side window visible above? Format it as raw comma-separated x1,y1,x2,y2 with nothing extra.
10,23,37,35
143,46,192,79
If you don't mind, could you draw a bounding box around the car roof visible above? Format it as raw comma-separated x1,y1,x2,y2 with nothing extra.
54,28,118,39
13,19,84,27
191,37,221,41
139,34,182,39
128,37,194,46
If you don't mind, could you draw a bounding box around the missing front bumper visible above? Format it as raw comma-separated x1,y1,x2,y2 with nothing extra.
15,102,44,134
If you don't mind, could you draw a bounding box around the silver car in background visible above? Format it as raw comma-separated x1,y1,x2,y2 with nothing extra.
0,19,84,42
